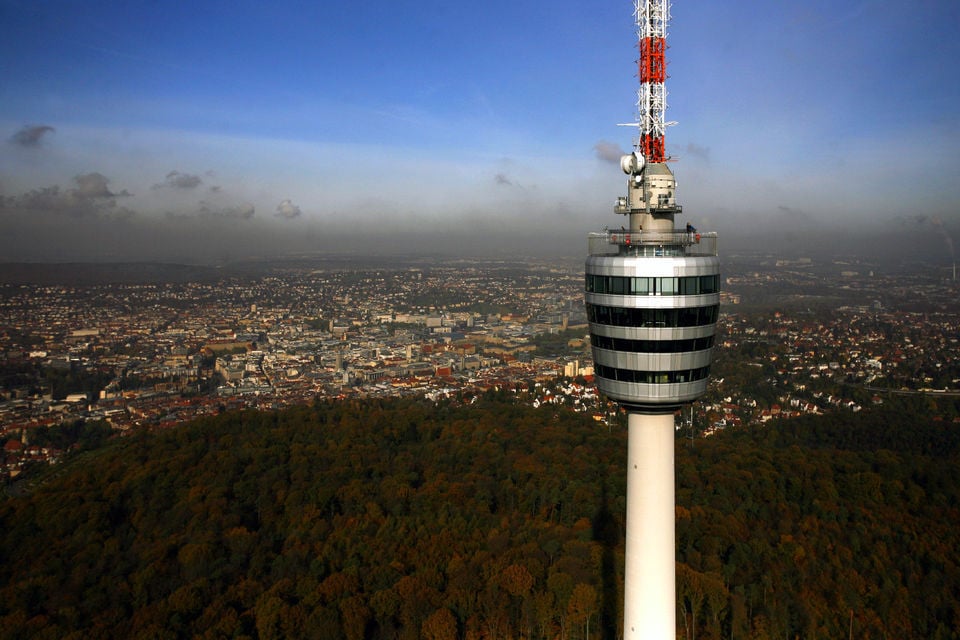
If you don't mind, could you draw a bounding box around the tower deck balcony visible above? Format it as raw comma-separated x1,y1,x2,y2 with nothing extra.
588,230,717,258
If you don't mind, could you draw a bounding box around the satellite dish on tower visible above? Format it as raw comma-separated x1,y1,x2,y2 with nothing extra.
620,152,645,175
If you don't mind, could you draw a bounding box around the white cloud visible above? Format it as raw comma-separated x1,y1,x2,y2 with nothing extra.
275,198,301,219
153,170,203,190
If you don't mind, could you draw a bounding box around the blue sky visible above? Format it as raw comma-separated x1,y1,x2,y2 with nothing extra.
1,0,959,262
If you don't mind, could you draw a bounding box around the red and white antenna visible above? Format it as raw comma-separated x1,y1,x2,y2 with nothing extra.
634,0,671,163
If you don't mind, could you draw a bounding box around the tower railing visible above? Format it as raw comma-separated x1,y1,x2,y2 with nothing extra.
587,230,718,257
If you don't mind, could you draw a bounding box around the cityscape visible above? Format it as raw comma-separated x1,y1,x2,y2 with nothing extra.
2,1,959,637
2,252,958,483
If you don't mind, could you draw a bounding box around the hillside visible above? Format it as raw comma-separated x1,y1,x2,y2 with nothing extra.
1,395,957,639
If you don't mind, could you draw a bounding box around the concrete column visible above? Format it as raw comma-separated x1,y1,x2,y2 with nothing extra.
624,411,676,640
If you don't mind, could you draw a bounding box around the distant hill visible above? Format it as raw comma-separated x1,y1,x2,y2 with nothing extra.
1,395,957,639
0,255,565,286
0,262,225,285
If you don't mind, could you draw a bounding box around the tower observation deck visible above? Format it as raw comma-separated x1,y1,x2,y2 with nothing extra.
586,227,719,413
585,2,719,639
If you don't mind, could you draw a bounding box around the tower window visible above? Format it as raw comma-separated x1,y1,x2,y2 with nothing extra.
586,304,719,328
586,274,720,295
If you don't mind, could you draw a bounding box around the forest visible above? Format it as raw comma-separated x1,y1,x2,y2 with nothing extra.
0,393,957,639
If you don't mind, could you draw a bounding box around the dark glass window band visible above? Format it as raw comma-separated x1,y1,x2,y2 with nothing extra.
585,274,719,295
594,364,711,385
591,334,714,353
586,303,719,328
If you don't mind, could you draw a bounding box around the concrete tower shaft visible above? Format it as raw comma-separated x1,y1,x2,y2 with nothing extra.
624,412,675,637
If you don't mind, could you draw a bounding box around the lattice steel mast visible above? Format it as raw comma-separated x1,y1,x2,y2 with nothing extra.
635,0,669,163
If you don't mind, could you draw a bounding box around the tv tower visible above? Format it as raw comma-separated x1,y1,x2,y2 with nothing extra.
585,2,719,639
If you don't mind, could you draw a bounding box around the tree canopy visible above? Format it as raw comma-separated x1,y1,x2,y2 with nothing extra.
1,395,957,639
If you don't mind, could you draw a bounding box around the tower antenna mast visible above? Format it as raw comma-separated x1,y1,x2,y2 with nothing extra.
635,0,670,163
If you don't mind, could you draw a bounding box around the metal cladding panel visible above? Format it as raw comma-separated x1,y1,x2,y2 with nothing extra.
585,292,720,309
586,254,719,277
591,348,713,371
595,377,708,407
588,323,715,340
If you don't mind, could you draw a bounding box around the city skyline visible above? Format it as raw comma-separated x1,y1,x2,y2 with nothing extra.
2,0,959,263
